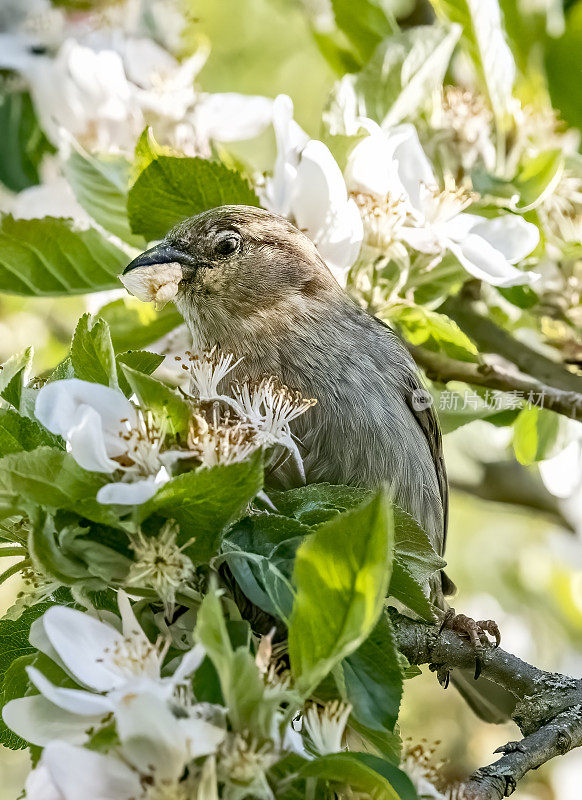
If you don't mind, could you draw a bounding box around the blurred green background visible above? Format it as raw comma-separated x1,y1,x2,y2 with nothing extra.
1,0,582,797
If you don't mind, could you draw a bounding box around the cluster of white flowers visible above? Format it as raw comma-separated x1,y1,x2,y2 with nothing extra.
32,347,315,506
2,591,354,800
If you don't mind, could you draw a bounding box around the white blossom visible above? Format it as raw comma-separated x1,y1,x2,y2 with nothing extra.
302,700,352,756
34,378,185,504
346,122,541,287
263,94,363,286
2,591,206,748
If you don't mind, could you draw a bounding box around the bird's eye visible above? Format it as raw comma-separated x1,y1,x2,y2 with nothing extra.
214,232,241,257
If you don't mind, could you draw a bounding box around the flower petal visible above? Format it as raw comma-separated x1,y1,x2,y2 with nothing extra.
448,235,540,287
171,643,206,684
68,405,119,473
25,760,63,800
44,741,141,800
26,666,114,716
345,128,402,198
115,692,188,780
2,696,92,746
35,379,137,445
468,215,540,262
193,93,273,142
42,605,126,692
391,124,437,212
96,475,163,505
315,198,363,285
292,139,349,235
264,94,308,215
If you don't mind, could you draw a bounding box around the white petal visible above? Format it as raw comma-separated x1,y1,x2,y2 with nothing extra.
68,405,119,473
115,693,187,780
539,440,582,499
292,140,347,233
44,741,141,800
171,644,206,684
96,475,162,505
399,225,442,254
117,590,148,643
345,129,402,198
178,714,226,758
42,605,126,692
35,379,137,443
448,235,540,287
25,761,64,800
391,124,437,212
193,93,273,142
26,666,114,716
468,215,540,262
265,94,308,215
316,198,363,285
2,696,91,746
437,212,481,243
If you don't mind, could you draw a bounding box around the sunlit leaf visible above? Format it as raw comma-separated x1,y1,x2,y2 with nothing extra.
128,156,260,241
0,216,126,296
288,490,394,694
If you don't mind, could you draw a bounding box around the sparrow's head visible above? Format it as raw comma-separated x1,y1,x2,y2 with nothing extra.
121,206,342,326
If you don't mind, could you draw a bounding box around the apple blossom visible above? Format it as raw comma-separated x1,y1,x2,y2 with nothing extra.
346,123,541,287
263,94,363,285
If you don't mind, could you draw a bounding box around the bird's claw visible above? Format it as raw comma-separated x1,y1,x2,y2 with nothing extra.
429,662,450,689
439,608,501,681
494,741,526,755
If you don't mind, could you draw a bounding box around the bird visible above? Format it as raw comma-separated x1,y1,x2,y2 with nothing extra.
123,204,505,720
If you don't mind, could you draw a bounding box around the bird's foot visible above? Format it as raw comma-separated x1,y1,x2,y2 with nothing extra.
436,608,501,681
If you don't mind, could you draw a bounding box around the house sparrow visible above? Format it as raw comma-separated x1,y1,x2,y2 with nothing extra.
123,206,504,721
123,206,448,589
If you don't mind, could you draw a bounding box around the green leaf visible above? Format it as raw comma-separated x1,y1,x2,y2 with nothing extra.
0,215,127,296
343,612,403,732
392,506,446,588
514,150,564,212
385,304,479,363
128,156,260,241
140,453,264,562
354,25,460,126
0,408,61,456
196,587,290,737
0,447,123,528
29,510,89,584
64,147,145,247
0,347,34,410
300,752,418,800
389,561,434,620
512,406,560,465
116,350,165,395
0,89,54,193
331,0,396,63
98,297,184,353
288,490,394,694
430,0,515,114
0,602,62,750
132,127,175,185
71,314,118,388
120,363,192,435
0,654,35,750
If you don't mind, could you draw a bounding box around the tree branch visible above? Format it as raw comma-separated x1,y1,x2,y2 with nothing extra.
439,295,582,395
408,344,582,421
389,609,582,799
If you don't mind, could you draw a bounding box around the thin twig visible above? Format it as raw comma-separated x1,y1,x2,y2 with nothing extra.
408,344,582,421
390,610,582,798
439,295,582,395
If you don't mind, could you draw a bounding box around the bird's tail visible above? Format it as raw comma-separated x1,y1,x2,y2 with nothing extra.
451,670,516,724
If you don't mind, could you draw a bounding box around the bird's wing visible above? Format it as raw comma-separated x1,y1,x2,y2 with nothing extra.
372,315,449,553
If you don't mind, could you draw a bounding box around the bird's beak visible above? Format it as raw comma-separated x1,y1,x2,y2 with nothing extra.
123,243,199,274
120,243,199,306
